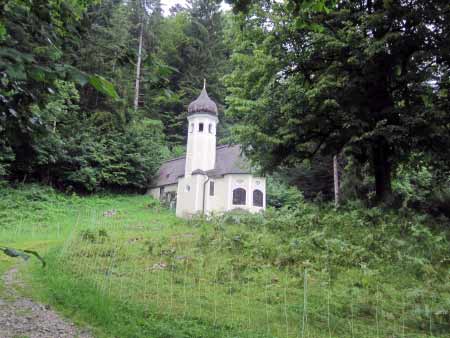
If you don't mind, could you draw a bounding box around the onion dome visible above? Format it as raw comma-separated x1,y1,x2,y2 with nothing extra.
187,80,218,116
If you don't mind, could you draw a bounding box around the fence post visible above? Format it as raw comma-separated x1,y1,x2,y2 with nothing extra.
301,268,308,338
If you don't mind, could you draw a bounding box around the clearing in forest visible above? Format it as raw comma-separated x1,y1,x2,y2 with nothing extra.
0,186,449,338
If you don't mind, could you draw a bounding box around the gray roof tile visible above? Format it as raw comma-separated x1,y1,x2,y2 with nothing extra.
152,145,251,187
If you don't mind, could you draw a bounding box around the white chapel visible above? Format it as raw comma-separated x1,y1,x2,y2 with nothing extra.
149,82,266,218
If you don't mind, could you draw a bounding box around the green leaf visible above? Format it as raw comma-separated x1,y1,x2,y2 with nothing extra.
5,64,27,80
164,89,174,97
0,48,34,63
0,22,6,42
65,65,89,86
295,19,325,33
89,75,119,100
29,65,52,82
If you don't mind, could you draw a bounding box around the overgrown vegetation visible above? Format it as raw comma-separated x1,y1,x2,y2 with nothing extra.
1,0,230,192
1,186,449,337
2,0,450,209
2,0,450,336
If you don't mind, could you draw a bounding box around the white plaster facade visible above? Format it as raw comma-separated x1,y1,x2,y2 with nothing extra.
149,85,266,218
185,113,218,174
173,173,266,217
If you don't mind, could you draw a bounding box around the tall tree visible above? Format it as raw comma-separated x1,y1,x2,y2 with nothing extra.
148,0,231,149
225,0,450,201
0,0,168,191
0,0,113,182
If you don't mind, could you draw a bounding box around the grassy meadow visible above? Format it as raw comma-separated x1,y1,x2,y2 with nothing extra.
0,185,449,338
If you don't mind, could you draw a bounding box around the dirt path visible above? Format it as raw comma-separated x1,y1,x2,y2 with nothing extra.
0,266,93,338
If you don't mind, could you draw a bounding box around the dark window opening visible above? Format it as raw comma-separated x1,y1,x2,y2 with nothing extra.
210,181,215,196
162,191,177,210
233,188,246,205
190,123,194,132
209,123,213,133
253,189,263,207
199,123,204,132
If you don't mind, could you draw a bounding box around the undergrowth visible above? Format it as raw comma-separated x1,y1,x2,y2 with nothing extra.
1,184,449,337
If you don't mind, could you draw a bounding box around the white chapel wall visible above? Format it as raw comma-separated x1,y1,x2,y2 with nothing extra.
149,184,177,200
176,175,205,217
205,177,227,214
225,174,266,213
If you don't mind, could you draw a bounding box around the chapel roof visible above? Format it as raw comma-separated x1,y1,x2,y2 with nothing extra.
151,145,251,188
187,80,218,116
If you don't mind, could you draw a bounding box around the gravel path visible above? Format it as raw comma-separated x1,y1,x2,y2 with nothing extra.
0,266,93,338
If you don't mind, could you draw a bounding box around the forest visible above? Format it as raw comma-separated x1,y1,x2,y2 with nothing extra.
1,1,450,337
2,0,229,192
2,0,450,211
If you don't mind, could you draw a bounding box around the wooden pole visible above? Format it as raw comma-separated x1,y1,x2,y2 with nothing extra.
333,155,340,207
133,19,144,111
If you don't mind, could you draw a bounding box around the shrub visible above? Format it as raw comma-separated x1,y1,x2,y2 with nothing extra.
266,175,304,209
80,229,109,243
146,197,161,210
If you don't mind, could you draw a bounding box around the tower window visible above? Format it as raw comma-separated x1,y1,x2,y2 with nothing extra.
210,181,215,196
232,188,246,205
190,123,194,133
253,189,263,207
199,123,204,132
208,123,213,133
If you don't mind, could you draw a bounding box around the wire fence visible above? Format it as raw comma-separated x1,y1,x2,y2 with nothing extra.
2,208,448,338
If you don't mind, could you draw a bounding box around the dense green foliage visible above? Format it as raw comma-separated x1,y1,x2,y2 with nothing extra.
2,0,449,207
1,0,229,191
265,174,304,209
2,0,450,335
225,0,450,202
152,0,231,146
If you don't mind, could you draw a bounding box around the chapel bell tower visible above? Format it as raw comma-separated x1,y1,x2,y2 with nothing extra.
184,80,218,176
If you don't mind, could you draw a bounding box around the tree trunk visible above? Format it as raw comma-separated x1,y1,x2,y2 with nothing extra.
372,142,392,202
133,20,144,111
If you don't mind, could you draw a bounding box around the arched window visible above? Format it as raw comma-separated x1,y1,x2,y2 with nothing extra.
208,123,213,133
199,123,204,132
190,123,194,133
253,189,263,207
232,188,246,205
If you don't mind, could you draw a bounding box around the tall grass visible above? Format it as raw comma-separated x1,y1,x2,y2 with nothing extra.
1,185,449,337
